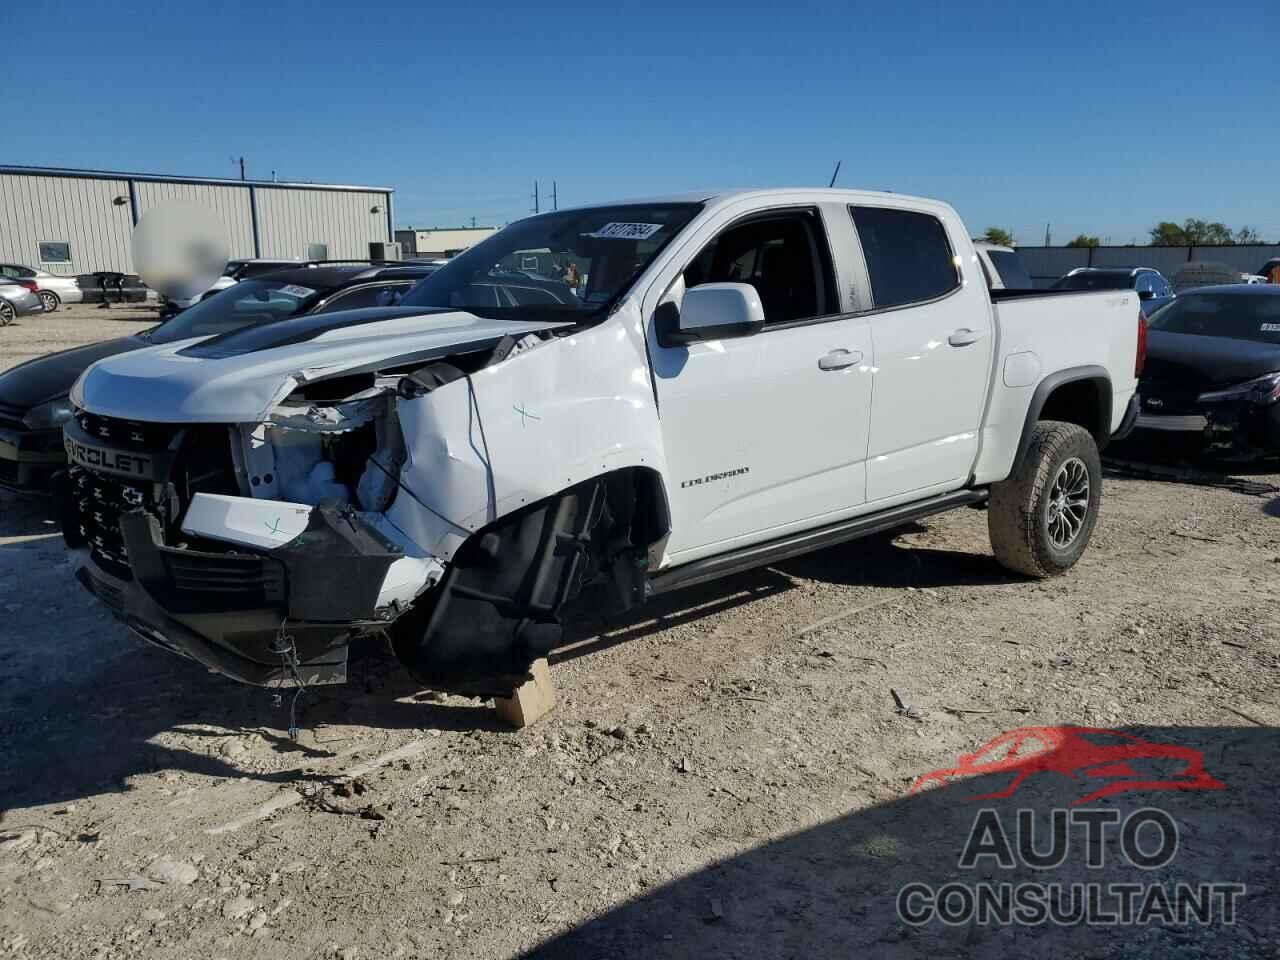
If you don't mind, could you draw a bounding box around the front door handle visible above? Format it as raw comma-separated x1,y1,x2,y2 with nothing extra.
948,328,982,347
818,348,863,371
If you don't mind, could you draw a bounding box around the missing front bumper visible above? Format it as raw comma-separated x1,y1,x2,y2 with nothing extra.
74,554,351,686
71,500,443,688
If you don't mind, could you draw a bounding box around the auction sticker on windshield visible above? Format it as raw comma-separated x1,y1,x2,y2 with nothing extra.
589,222,665,240
279,284,316,298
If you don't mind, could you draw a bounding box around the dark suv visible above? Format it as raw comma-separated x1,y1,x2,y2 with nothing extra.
1051,267,1175,316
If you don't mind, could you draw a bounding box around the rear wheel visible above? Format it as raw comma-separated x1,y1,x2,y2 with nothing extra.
39,291,60,312
988,420,1101,578
0,301,14,326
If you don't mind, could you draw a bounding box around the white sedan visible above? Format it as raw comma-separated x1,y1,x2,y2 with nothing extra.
0,263,83,311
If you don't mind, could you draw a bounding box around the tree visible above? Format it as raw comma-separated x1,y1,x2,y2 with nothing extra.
1066,234,1100,248
1149,221,1188,246
1235,226,1261,244
982,227,1014,247
1149,218,1238,246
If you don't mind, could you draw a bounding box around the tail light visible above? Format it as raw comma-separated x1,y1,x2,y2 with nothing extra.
1135,311,1147,378
16,279,38,293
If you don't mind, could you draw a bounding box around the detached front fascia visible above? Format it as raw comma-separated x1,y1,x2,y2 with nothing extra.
62,302,667,689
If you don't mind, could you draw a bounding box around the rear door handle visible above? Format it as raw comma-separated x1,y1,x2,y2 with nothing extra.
818,348,863,371
948,328,982,347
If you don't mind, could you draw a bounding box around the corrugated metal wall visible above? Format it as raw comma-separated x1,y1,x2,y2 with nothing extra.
256,187,391,259
0,171,392,276
1021,244,1280,287
133,181,256,260
0,173,134,275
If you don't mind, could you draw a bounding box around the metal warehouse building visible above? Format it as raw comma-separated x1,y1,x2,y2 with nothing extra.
0,164,395,277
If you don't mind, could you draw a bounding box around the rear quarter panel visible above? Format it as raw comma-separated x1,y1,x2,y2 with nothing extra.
972,291,1140,484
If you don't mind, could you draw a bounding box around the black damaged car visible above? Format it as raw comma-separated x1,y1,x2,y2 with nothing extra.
0,263,437,493
1134,285,1280,459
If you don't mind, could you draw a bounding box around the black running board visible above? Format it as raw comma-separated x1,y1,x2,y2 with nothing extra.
648,488,988,596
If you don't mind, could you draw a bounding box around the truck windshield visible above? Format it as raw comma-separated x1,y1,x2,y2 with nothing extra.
399,203,702,320
1146,293,1280,344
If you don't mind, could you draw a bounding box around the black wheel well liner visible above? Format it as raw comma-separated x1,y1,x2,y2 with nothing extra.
1014,366,1112,468
620,465,672,549
389,465,670,695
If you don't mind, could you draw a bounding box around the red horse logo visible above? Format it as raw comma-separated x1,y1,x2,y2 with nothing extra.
910,727,1225,806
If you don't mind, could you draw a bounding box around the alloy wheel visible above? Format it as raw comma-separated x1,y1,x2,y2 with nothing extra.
1045,457,1090,549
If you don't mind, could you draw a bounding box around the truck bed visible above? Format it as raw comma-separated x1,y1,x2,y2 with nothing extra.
969,288,1142,485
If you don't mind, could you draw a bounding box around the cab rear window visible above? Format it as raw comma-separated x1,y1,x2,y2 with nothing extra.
850,206,960,310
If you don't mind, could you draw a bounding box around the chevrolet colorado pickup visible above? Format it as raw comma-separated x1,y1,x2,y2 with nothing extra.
60,189,1143,696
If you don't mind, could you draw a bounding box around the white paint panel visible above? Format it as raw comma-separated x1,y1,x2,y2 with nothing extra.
181,492,313,549
973,292,1141,485
863,217,994,501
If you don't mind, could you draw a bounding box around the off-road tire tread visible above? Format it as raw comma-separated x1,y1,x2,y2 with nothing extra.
988,420,1100,578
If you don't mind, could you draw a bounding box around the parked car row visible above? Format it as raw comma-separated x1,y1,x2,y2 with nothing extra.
0,263,85,311
0,261,438,490
1051,267,1176,316
0,277,46,325
0,262,161,313
972,254,1279,461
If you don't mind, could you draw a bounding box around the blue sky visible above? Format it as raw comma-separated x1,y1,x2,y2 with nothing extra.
5,1,1278,243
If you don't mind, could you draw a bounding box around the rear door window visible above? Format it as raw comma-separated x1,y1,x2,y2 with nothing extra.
849,207,960,309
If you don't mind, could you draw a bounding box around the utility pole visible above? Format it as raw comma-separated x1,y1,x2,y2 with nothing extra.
552,181,558,211
532,181,539,215
239,157,246,181
1044,222,1051,246
471,216,476,228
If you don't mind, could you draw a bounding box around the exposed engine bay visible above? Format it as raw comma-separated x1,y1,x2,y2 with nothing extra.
61,327,665,696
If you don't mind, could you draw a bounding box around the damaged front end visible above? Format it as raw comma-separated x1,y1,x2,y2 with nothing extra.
61,325,661,696
60,387,444,688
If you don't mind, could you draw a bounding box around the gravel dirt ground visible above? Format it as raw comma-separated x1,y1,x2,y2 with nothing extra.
1,309,1277,959
0,304,160,375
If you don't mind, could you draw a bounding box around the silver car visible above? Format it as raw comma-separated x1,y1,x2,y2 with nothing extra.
0,278,44,325
0,263,83,312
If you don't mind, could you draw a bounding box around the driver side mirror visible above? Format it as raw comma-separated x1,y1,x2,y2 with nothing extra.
655,282,766,347
1137,289,1156,301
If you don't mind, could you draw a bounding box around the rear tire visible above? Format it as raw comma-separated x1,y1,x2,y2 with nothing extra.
0,301,14,326
39,291,60,312
988,420,1101,578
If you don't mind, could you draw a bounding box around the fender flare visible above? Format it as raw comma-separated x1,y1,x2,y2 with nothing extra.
1013,365,1112,470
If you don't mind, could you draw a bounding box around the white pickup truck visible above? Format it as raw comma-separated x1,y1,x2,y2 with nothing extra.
60,189,1143,695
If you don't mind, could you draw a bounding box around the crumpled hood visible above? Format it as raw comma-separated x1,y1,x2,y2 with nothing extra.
74,309,569,423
